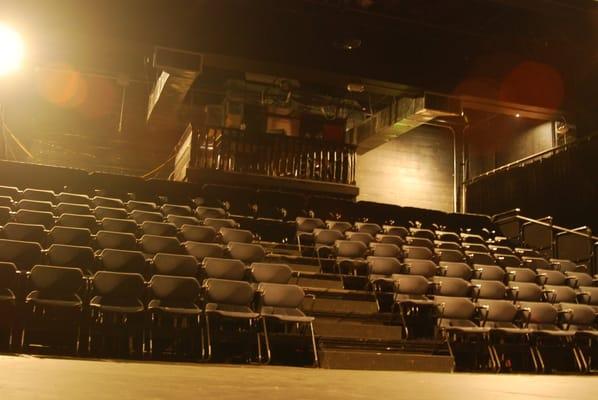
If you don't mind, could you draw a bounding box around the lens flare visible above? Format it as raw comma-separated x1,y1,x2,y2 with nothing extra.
0,24,24,76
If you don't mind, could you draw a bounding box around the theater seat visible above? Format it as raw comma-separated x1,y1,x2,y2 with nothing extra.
0,239,43,271
97,248,148,275
2,222,46,244
15,209,54,229
152,253,199,277
203,257,246,280
48,226,92,247
95,231,138,251
23,265,84,352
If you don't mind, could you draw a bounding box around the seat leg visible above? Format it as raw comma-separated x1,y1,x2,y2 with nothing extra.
309,321,319,367
198,314,205,361
261,318,272,365
204,313,213,361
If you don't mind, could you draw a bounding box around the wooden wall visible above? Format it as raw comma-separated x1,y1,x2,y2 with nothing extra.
356,125,455,212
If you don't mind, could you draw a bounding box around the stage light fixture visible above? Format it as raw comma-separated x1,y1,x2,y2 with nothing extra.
0,23,24,76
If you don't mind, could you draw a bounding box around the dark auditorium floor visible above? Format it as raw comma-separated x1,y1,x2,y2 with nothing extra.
0,354,595,399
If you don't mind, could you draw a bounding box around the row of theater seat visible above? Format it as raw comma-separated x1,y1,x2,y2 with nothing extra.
0,260,318,364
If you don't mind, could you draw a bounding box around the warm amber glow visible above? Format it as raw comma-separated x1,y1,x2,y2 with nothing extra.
0,23,24,76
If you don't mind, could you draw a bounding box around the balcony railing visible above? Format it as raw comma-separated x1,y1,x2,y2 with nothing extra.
183,126,356,185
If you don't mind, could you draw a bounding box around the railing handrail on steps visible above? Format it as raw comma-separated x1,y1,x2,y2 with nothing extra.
493,209,598,242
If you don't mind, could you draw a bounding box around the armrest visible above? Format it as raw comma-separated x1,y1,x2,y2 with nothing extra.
506,286,519,303
576,291,591,304
558,308,573,330
564,276,579,288
518,307,532,328
470,284,481,302
475,304,489,327
542,289,557,303
536,273,548,286
303,293,317,314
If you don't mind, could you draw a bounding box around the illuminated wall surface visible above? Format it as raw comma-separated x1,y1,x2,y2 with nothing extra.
356,125,454,212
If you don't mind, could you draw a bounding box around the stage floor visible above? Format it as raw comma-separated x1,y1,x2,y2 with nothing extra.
0,354,595,400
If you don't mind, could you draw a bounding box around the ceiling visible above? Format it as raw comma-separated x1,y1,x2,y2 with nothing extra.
5,0,598,119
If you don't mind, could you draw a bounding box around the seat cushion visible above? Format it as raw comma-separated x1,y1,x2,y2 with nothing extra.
26,290,82,310
148,299,201,315
90,296,144,313
205,303,258,319
261,306,314,323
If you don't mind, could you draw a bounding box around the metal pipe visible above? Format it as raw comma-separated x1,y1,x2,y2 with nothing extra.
423,122,458,212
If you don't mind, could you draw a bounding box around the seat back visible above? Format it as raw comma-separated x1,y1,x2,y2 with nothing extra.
435,248,466,262
29,265,83,297
370,243,402,258
95,231,138,251
203,278,254,305
2,222,46,243
392,274,430,295
180,225,217,243
98,249,148,275
48,226,92,246
0,262,18,291
250,263,292,284
140,221,178,237
220,228,253,244
166,215,201,228
313,229,344,246
153,253,199,277
544,285,577,303
92,271,145,299
478,299,518,323
474,264,506,281
471,279,507,300
367,256,402,276
296,217,325,233
140,234,182,254
403,259,438,278
184,242,224,261
0,239,43,270
101,218,138,234
403,245,434,260
227,242,265,263
439,261,472,280
150,275,200,302
435,296,476,320
433,276,471,297
259,283,305,308
94,206,128,220
203,257,246,280
54,203,91,216
204,218,238,231
47,244,95,271
195,206,227,220
509,281,543,301
355,222,382,236
335,240,367,259
506,267,538,282
161,204,192,217
520,301,558,325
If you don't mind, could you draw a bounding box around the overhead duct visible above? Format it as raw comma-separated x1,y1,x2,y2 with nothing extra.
354,93,462,154
147,47,203,130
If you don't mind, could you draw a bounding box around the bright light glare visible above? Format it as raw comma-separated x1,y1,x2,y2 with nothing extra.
0,24,24,76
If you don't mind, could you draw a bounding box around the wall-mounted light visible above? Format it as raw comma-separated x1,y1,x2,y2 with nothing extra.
515,113,520,118
0,23,24,77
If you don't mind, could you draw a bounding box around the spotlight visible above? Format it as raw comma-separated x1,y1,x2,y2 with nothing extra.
0,23,24,76
515,113,520,118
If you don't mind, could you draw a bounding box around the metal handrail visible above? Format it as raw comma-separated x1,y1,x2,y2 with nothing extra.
466,134,597,184
494,211,598,242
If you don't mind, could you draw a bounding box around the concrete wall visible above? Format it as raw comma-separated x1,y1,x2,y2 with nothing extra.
356,125,455,212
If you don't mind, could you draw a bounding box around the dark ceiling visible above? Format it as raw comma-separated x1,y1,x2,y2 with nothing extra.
5,0,598,117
